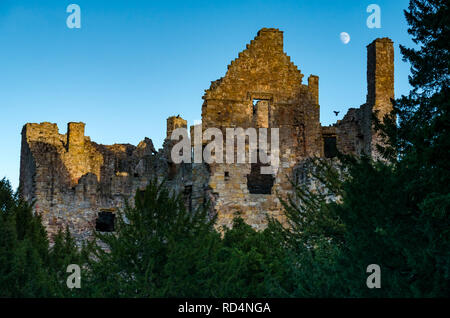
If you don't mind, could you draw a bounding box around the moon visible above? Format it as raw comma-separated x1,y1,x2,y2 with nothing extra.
340,32,350,44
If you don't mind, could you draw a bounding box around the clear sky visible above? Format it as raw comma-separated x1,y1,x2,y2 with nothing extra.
0,0,414,189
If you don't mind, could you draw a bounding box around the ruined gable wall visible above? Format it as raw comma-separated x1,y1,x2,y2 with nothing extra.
200,28,323,230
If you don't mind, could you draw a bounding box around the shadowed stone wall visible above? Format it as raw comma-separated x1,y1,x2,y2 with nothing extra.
20,121,191,244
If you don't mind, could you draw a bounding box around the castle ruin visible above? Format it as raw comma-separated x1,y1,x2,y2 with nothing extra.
19,28,394,243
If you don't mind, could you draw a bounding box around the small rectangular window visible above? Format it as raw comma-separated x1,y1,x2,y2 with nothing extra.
247,161,274,194
324,136,337,158
95,212,115,232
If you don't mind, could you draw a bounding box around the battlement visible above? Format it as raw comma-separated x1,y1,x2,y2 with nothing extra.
21,122,63,149
22,122,59,139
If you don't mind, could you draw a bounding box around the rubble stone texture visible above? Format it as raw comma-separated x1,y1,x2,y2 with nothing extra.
19,29,394,242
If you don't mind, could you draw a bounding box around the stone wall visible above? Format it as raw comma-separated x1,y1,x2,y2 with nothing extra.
20,121,192,244
324,37,394,158
19,29,395,242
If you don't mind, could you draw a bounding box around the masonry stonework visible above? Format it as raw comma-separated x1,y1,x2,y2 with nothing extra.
19,29,394,243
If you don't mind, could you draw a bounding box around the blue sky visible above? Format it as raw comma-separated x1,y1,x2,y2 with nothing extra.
0,0,414,189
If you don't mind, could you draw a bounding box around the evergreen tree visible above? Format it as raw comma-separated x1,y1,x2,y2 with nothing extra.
47,226,86,297
0,178,51,297
274,0,449,297
84,179,215,297
388,0,450,296
0,178,84,297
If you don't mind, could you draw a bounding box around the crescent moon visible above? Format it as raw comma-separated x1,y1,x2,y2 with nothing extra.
340,32,350,44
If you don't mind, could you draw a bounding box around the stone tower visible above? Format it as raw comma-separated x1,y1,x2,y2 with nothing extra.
366,38,395,158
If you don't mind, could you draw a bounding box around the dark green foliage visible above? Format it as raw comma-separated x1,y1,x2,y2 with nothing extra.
0,178,84,297
377,0,449,296
0,178,50,297
205,218,287,298
84,179,217,297
270,0,449,297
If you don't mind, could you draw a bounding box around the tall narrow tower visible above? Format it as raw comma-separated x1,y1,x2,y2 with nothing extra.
366,37,394,158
